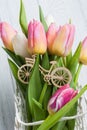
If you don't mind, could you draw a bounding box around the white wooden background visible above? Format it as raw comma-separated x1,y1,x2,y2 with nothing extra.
0,0,87,130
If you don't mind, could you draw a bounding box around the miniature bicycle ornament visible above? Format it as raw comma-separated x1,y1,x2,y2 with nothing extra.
18,56,72,87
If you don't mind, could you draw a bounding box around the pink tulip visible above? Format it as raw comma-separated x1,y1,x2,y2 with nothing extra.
0,22,17,51
79,37,87,65
46,23,75,56
28,20,47,54
46,23,60,54
47,84,78,114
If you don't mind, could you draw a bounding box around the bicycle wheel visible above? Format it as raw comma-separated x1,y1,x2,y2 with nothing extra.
18,64,33,84
51,67,72,87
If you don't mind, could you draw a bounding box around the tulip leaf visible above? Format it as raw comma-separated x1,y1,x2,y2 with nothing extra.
8,59,18,78
41,52,50,69
37,84,87,130
51,121,66,130
74,63,82,85
68,43,81,76
19,0,28,37
39,6,48,32
66,103,77,130
39,83,48,104
64,127,68,130
51,103,77,130
66,51,72,67
8,59,26,96
32,98,46,130
32,98,46,120
43,85,52,110
3,48,25,66
58,57,64,67
41,53,52,110
28,55,42,115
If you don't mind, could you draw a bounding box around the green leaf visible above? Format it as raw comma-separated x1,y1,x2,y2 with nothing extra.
51,103,77,130
8,59,26,96
68,43,81,76
43,86,52,111
74,63,82,85
66,103,77,130
57,57,64,67
41,53,52,110
41,52,50,69
68,43,81,88
51,121,66,130
3,48,25,66
8,59,18,78
37,85,87,130
32,98,46,120
64,127,68,130
66,51,72,67
28,55,42,115
39,6,48,32
39,83,48,104
32,99,46,130
19,0,28,36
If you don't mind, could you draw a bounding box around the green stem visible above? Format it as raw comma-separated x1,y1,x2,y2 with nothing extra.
54,56,60,62
62,57,66,66
56,57,64,67
39,83,48,104
74,63,82,85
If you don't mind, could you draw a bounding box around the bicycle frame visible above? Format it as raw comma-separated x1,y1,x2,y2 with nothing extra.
18,57,72,87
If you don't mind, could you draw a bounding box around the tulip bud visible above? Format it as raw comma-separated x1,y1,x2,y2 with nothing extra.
46,23,60,53
28,20,47,54
12,33,29,57
79,37,87,65
0,22,16,51
45,15,55,27
47,24,75,56
47,84,78,114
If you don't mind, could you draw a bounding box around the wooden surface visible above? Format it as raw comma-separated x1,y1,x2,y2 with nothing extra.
0,0,87,130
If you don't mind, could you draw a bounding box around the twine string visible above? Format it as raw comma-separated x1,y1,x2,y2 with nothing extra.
14,95,87,126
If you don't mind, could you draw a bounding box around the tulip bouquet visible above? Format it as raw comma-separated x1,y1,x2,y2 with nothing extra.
0,0,87,130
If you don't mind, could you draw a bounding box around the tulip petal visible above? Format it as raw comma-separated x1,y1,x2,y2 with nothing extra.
46,23,60,53
28,20,47,54
47,23,75,56
80,37,87,65
0,22,16,51
12,33,29,57
48,85,69,112
52,24,70,56
64,24,75,56
28,21,34,54
47,84,78,114
34,21,47,54
0,23,2,37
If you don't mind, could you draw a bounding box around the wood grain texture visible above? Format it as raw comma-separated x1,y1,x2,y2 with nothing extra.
0,0,87,130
